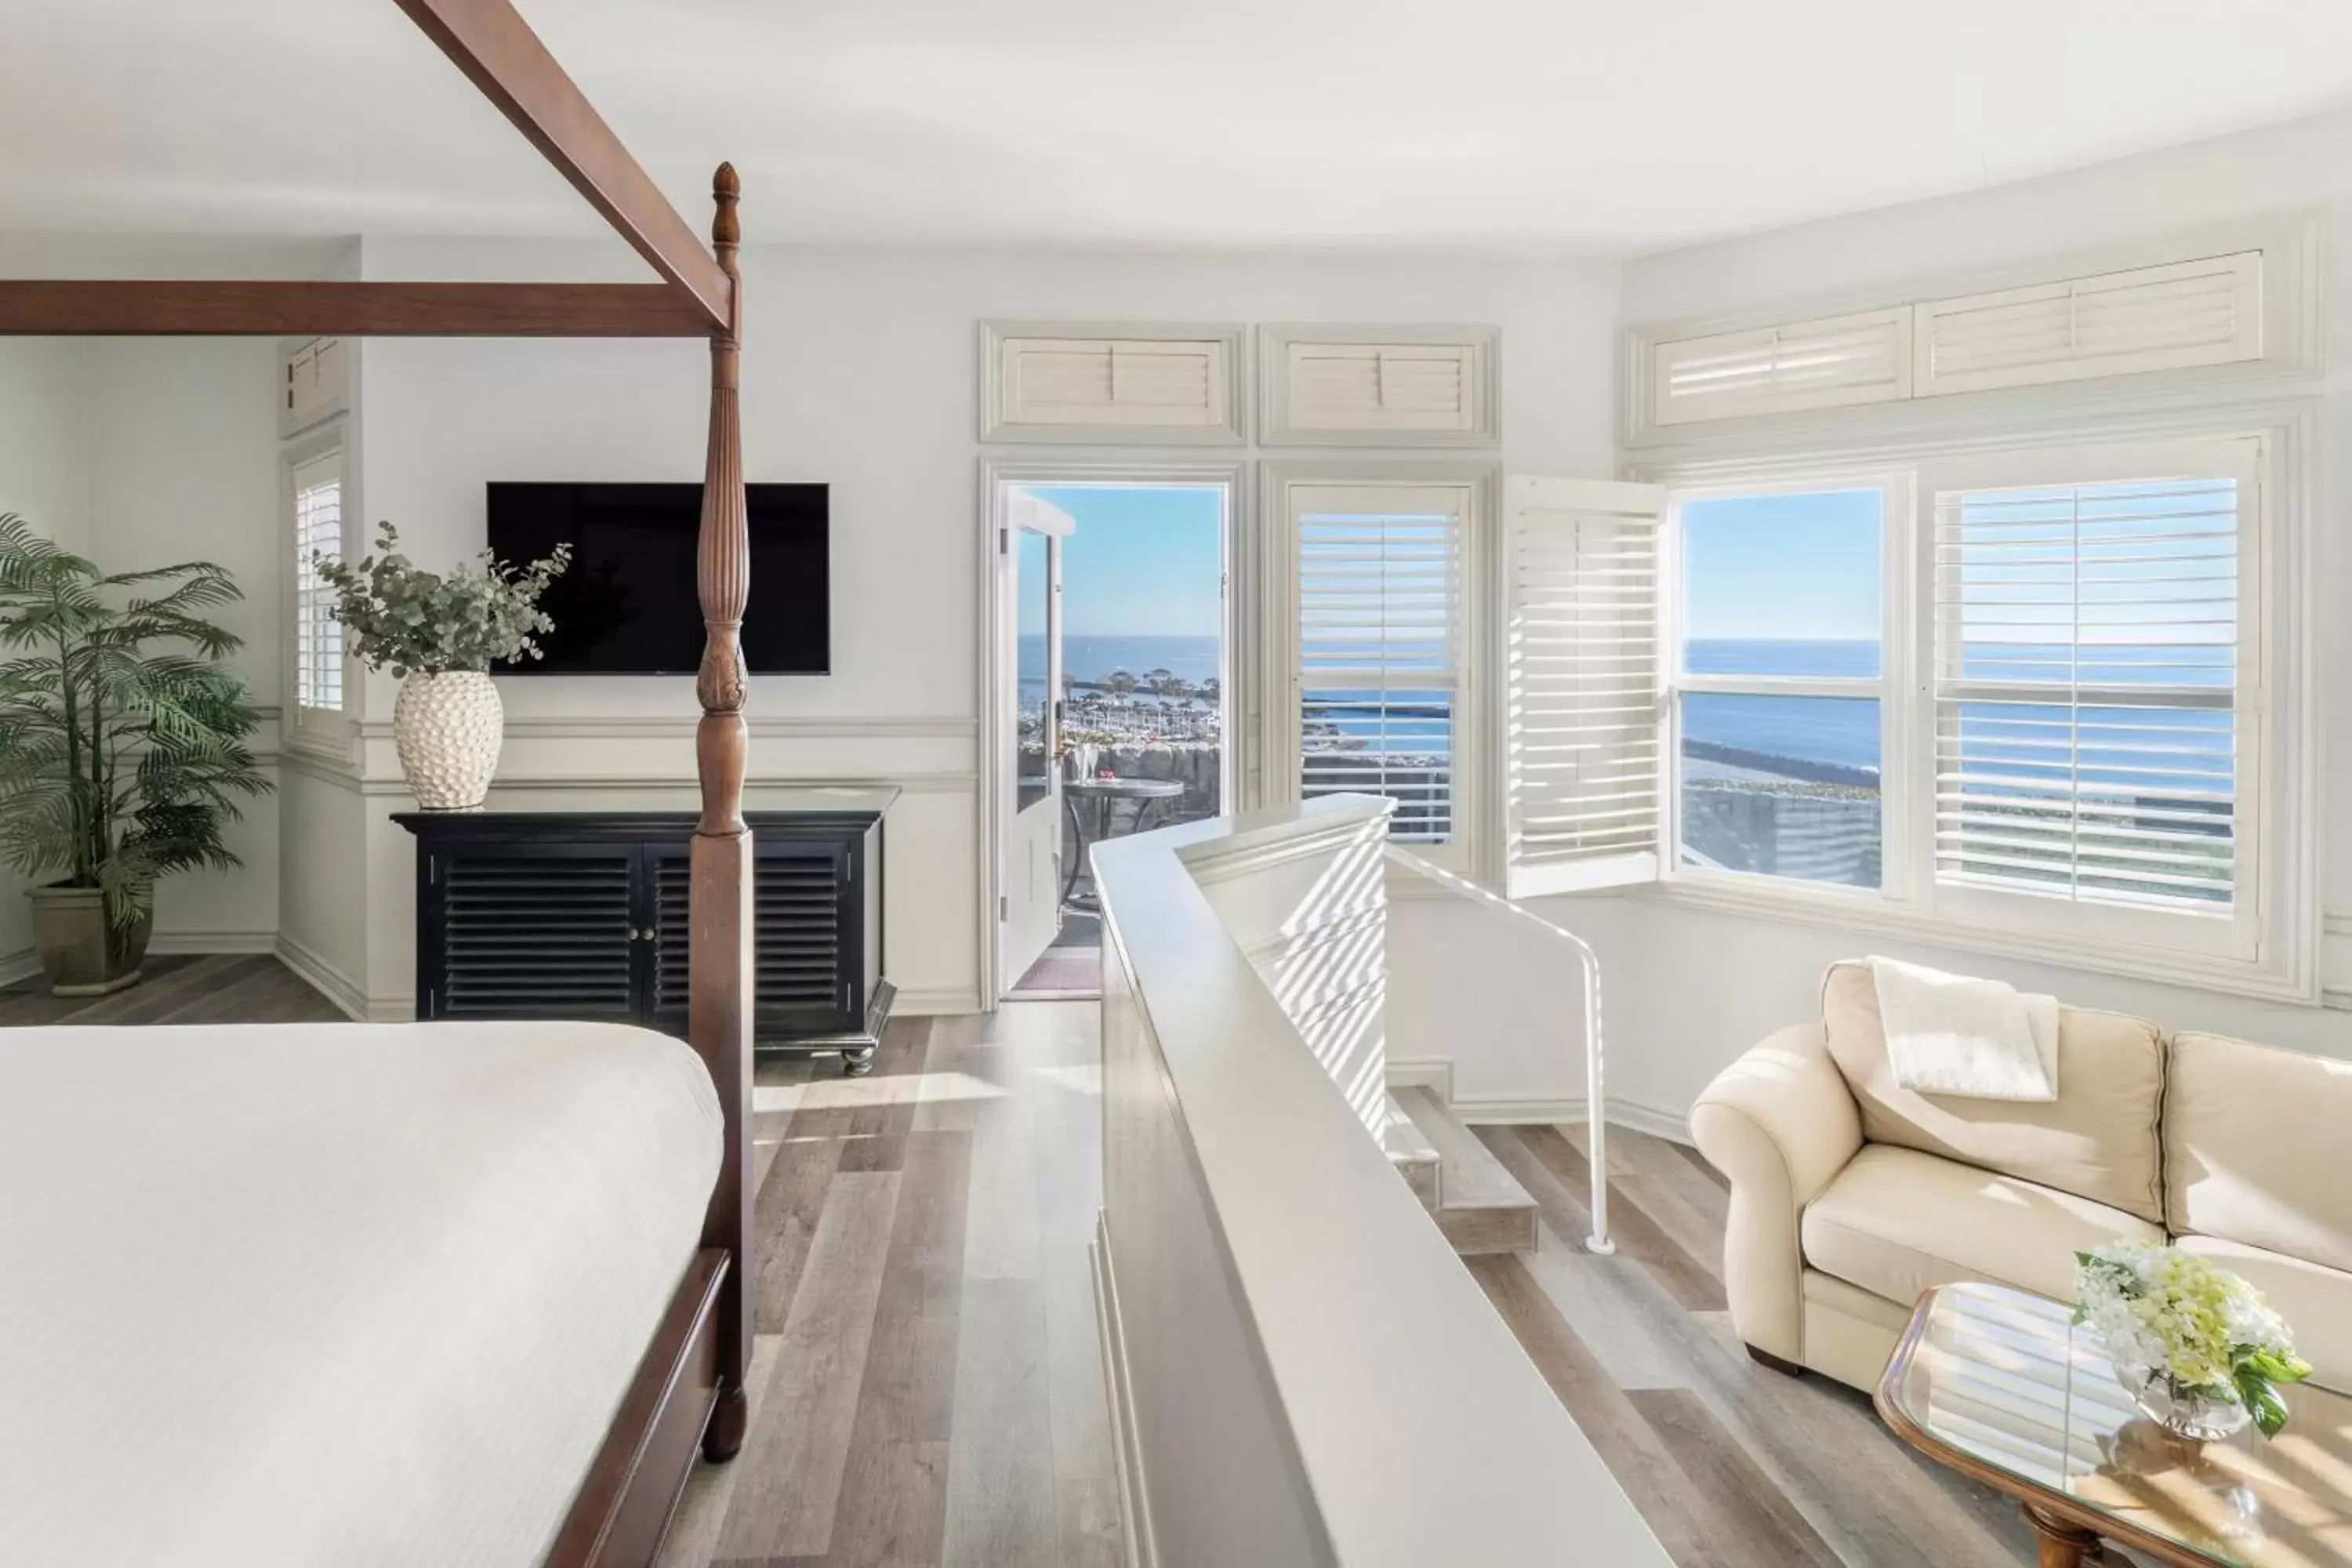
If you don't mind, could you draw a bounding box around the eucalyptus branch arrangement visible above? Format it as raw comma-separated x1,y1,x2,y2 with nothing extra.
317,522,573,678
0,513,270,927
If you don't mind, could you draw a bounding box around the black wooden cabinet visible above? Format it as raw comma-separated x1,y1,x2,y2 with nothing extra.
397,811,890,1073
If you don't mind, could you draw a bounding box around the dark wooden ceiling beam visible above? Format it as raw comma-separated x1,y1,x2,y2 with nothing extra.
391,0,734,336
0,281,716,337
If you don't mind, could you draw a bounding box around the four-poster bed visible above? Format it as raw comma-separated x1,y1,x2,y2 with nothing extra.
0,2,760,1563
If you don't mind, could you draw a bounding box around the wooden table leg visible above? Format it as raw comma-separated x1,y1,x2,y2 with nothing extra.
2024,1504,2104,1567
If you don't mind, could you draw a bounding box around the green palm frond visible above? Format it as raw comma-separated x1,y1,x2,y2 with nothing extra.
0,514,272,926
103,559,236,591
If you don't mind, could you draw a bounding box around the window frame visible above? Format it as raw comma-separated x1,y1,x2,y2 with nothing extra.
979,321,1248,445
1631,408,2314,1004
282,426,354,759
1912,436,2267,964
1660,468,1914,906
1259,459,1497,881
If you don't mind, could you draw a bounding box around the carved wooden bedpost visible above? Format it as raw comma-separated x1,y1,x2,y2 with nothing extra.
692,162,754,1463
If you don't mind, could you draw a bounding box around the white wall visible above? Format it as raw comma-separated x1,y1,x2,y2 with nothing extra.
1550,105,2352,1130
313,235,1621,1018
84,339,284,953
0,339,93,965
0,336,284,976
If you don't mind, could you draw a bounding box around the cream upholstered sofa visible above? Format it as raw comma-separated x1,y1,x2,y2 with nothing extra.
1690,960,2352,1396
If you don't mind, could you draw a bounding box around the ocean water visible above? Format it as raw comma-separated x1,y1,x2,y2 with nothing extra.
1679,640,2231,795
1017,634,2231,795
1020,633,1219,700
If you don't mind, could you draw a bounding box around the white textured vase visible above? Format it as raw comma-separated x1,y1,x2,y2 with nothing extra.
394,670,503,811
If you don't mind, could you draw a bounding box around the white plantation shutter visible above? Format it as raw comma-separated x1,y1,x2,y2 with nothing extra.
1294,485,1463,844
281,335,347,437
1287,342,1475,432
1652,309,1911,426
1502,476,1667,898
1915,253,2261,397
1000,336,1227,429
1929,441,2259,922
292,450,344,714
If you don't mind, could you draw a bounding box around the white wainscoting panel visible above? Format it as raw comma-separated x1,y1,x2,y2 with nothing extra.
2325,907,2352,1010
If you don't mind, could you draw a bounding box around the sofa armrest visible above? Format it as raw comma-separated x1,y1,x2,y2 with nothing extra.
1690,1022,1863,1366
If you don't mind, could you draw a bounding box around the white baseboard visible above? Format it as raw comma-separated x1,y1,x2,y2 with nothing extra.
1382,1058,1454,1098
1090,1210,1154,1568
895,985,982,1016
272,932,372,1022
148,930,276,956
2,933,277,991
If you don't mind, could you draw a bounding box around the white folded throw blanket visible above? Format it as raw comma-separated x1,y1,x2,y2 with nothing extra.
1869,956,2060,1102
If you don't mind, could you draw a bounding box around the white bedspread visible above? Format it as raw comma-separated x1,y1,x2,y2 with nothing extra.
0,1020,722,1568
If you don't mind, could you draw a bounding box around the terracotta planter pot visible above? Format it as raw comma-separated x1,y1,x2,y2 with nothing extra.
394,670,503,811
27,884,152,996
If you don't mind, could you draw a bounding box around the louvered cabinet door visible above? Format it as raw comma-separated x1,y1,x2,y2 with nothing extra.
645,839,858,1042
755,840,857,1036
424,845,641,1020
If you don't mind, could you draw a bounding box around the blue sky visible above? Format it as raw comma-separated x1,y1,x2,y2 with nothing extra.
1024,485,1224,637
1681,488,1881,641
1020,482,1881,643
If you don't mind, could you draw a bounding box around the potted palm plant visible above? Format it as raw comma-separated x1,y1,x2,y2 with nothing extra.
315,522,570,811
0,514,271,995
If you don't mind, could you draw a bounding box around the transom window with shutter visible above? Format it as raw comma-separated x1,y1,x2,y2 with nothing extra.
1628,231,2307,445
291,448,345,717
1650,309,1912,427
1261,327,1499,445
1914,253,2262,397
982,323,1244,443
1925,439,2259,936
1287,481,1476,855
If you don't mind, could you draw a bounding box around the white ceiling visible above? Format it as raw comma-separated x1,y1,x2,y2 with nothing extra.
7,0,2352,258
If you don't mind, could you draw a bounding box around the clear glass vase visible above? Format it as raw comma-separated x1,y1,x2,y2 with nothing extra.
2126,1372,2252,1442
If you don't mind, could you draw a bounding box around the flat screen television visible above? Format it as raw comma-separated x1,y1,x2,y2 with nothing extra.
486,481,828,675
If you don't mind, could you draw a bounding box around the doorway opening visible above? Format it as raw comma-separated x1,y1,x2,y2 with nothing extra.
994,475,1232,999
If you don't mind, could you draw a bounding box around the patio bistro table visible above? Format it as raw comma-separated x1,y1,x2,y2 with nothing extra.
1062,777,1188,908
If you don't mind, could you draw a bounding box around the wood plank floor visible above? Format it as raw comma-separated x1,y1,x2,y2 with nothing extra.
7,964,2067,1565
0,952,343,1024
1470,1122,2071,1568
659,1000,1122,1568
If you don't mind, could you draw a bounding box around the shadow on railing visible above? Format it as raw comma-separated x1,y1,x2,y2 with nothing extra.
1381,844,1617,1256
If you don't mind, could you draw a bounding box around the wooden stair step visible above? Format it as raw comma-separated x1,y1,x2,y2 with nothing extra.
1381,1091,1443,1206
1390,1084,1537,1257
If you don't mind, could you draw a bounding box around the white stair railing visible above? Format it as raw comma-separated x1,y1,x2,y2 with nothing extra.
1381,845,1616,1256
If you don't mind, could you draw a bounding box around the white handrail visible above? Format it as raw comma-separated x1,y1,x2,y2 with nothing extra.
1381,847,1615,1256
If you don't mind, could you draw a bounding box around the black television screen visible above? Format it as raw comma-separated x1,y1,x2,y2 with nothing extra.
486,481,828,675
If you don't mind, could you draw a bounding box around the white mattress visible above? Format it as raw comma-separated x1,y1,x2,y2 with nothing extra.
0,1020,722,1567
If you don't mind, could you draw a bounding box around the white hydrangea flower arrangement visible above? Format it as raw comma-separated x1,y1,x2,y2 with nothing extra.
2074,1240,2311,1439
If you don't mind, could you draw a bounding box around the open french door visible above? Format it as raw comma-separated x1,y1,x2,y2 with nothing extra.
1000,492,1073,989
